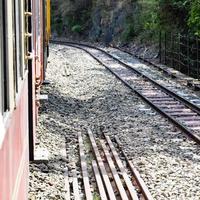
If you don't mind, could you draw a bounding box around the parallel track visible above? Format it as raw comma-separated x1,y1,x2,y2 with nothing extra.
113,46,198,86
51,40,200,144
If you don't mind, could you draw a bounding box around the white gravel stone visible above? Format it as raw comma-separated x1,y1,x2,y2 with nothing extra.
29,43,200,200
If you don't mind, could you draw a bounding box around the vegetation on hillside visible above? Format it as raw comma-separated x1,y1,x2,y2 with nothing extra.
51,0,200,43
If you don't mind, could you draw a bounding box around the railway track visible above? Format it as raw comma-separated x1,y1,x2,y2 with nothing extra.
51,40,200,144
113,46,200,89
67,129,153,200
104,47,200,112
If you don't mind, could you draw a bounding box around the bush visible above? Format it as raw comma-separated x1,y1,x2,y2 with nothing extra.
188,0,200,36
121,23,135,42
71,25,83,33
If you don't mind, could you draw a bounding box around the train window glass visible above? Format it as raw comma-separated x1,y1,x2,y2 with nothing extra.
12,0,24,95
15,0,23,80
0,0,8,113
12,0,18,94
35,0,41,57
25,0,32,71
27,0,32,62
0,0,3,114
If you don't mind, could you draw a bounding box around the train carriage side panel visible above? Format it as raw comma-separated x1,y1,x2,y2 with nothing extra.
34,0,44,96
0,81,29,199
30,0,46,160
0,0,29,199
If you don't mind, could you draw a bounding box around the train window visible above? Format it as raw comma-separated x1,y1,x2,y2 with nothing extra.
14,0,23,81
12,0,24,95
0,0,8,114
12,0,18,94
36,0,41,54
12,0,20,94
25,0,32,67
0,0,3,114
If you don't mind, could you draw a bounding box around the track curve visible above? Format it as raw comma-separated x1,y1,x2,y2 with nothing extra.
51,40,200,144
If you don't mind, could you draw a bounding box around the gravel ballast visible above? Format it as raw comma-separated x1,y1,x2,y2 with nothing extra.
29,43,200,200
104,47,200,107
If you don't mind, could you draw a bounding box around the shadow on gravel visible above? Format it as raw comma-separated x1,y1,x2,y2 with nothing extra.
39,83,200,167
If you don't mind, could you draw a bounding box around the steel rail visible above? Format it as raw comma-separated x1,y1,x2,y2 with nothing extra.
100,140,130,200
92,160,108,200
87,128,153,199
51,40,200,144
87,128,117,200
113,46,188,80
50,40,200,114
104,135,146,200
78,132,93,200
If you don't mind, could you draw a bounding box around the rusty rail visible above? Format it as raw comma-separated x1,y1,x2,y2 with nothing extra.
88,128,152,200
92,160,108,200
61,129,153,199
78,132,93,200
88,128,117,200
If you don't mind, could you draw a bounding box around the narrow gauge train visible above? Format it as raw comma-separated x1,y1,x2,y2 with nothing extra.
0,0,51,199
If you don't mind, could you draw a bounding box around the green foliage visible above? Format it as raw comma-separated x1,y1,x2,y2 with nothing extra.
158,0,189,32
130,0,199,42
121,21,135,42
51,2,63,36
141,0,160,41
71,25,83,33
93,193,101,200
51,0,92,35
188,0,200,36
51,0,200,41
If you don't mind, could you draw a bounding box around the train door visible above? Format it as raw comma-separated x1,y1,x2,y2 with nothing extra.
0,0,6,146
0,0,6,117
26,0,36,161
29,0,45,160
